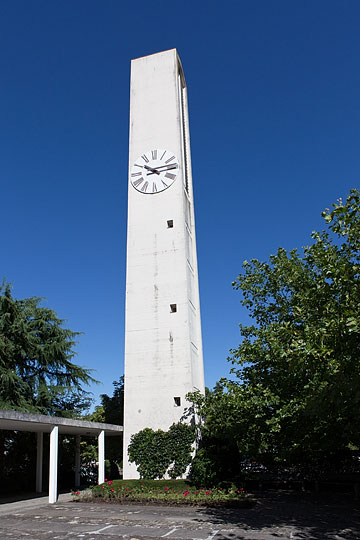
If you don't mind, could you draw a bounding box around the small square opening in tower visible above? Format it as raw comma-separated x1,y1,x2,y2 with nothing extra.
167,220,174,228
174,397,181,407
170,304,177,313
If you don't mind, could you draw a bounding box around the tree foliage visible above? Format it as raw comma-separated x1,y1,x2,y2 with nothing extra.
0,282,96,416
100,376,124,426
128,423,195,480
0,283,99,491
189,190,360,477
83,377,124,480
167,423,196,479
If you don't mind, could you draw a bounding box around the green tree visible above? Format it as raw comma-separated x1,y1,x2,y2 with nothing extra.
83,377,124,479
190,189,360,478
0,282,96,416
101,376,124,426
0,283,98,491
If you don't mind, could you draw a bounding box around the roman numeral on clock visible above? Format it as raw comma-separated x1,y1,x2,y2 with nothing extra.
165,172,176,180
160,150,166,160
151,150,157,160
141,181,149,192
133,177,144,187
131,172,142,177
152,182,157,193
165,155,175,164
141,154,149,163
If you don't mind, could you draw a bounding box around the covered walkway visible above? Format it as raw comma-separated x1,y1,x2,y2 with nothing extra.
0,409,123,504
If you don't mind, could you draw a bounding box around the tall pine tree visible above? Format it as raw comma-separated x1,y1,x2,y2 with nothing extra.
0,282,96,416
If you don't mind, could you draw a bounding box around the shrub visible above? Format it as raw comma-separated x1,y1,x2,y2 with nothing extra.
79,479,253,508
128,423,195,479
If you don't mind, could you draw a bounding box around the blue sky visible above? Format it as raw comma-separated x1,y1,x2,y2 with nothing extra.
1,1,359,406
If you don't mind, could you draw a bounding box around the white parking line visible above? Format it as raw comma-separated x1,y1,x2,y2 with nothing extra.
161,527,178,537
86,524,115,534
206,529,219,540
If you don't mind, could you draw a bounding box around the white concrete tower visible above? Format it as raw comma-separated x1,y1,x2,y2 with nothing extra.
123,49,205,479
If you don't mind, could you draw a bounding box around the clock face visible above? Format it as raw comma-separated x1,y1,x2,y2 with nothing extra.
130,149,179,194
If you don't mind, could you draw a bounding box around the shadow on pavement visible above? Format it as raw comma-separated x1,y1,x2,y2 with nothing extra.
0,492,46,504
0,489,71,505
194,491,360,539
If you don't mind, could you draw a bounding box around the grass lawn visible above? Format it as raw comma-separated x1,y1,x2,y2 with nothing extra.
72,479,255,508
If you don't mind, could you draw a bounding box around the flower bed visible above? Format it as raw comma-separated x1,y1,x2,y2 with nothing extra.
72,479,255,508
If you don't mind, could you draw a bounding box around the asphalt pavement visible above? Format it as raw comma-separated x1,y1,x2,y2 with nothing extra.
0,491,359,540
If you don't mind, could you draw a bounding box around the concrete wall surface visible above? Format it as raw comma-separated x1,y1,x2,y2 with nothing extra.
123,49,204,479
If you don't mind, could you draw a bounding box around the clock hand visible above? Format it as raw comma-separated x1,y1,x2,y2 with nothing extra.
146,164,178,176
153,164,178,170
144,165,160,175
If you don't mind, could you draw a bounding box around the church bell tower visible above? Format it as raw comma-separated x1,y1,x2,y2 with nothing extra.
123,49,204,479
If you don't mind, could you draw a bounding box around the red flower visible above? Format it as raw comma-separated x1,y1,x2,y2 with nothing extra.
206,490,211,495
111,489,114,492
104,478,108,482
165,487,169,491
102,486,105,490
240,488,244,491
108,481,113,485
184,492,189,497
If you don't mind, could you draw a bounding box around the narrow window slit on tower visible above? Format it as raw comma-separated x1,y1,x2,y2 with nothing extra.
174,397,181,407
170,304,177,313
167,220,174,228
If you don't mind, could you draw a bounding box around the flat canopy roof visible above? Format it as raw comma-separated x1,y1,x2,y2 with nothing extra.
0,409,123,436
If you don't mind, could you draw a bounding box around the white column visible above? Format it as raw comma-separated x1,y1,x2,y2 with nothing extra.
49,426,59,504
36,432,43,493
75,435,81,488
98,430,105,485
